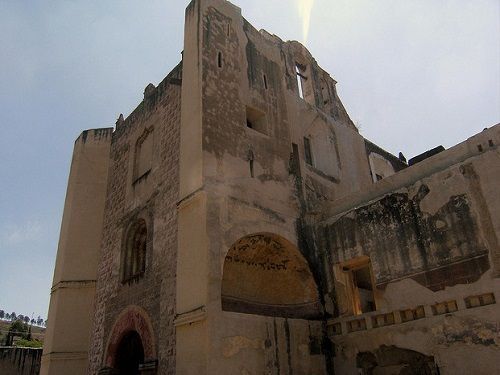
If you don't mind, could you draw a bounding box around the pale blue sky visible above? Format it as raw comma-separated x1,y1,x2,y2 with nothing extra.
0,0,498,320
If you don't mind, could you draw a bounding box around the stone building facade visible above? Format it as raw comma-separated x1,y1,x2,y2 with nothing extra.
41,0,500,374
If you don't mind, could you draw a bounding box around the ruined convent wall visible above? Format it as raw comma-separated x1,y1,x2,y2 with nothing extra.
316,125,500,374
41,128,113,375
176,1,376,374
44,1,499,374
88,66,182,374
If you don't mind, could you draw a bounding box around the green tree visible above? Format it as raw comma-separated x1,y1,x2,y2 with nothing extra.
0,310,4,319
5,320,29,345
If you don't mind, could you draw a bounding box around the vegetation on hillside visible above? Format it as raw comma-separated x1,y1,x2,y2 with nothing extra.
1,318,45,347
0,309,47,327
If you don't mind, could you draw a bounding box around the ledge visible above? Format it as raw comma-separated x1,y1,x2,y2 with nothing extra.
174,305,207,327
50,280,96,294
327,289,497,337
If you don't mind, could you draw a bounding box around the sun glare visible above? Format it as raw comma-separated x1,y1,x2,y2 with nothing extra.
297,0,315,44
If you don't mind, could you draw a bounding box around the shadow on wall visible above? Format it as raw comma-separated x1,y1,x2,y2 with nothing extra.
357,345,440,375
0,347,42,375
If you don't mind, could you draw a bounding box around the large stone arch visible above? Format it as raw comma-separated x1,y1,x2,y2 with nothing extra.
221,232,322,319
104,305,156,369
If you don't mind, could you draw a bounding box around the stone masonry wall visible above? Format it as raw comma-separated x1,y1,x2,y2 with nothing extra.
89,64,182,374
312,128,500,374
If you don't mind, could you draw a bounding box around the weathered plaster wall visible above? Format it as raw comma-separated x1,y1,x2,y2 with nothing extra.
49,1,499,375
41,128,112,375
212,313,326,375
315,125,500,374
170,0,385,373
88,65,182,374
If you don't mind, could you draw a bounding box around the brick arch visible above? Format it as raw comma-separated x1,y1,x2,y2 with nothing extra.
104,305,156,367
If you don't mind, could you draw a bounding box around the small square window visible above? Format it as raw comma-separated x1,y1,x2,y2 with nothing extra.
245,106,267,134
400,306,425,322
432,300,458,315
347,318,366,332
372,312,394,328
465,293,496,308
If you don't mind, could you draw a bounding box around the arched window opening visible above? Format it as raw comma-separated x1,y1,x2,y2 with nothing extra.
114,331,145,375
221,233,322,319
122,219,147,283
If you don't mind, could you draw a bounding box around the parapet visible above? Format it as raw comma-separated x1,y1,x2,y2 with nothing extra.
320,123,500,221
76,127,114,145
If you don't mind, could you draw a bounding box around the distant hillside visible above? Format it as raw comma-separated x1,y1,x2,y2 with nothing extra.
0,319,45,345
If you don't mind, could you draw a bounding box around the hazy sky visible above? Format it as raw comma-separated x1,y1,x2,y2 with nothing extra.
0,0,498,320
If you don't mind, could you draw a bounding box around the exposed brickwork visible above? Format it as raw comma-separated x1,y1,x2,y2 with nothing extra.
89,65,181,375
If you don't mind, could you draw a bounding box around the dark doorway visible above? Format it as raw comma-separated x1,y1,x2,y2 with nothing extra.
115,331,145,375
352,265,376,313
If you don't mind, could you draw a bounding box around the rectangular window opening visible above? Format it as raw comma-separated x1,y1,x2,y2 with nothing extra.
339,258,377,316
304,137,313,165
245,106,267,135
352,265,376,314
296,64,305,99
218,51,223,68
249,159,254,178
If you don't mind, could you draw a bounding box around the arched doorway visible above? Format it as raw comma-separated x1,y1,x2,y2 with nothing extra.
104,306,156,373
114,331,144,375
221,232,322,318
